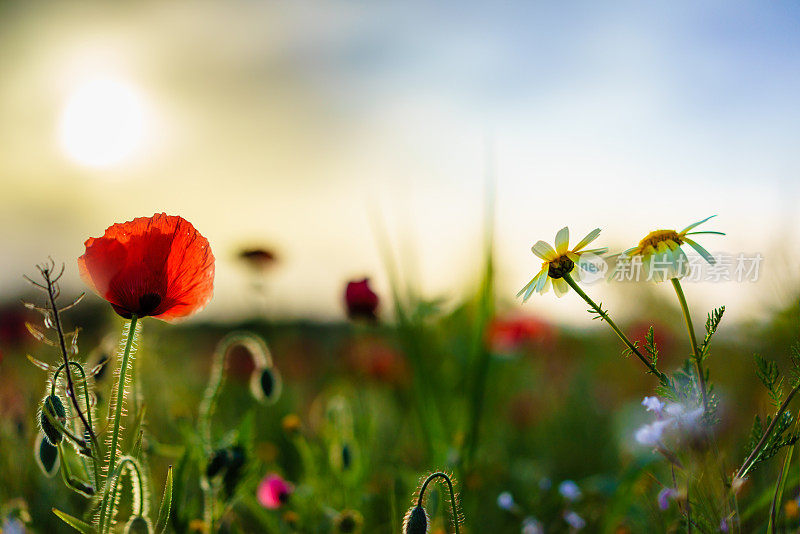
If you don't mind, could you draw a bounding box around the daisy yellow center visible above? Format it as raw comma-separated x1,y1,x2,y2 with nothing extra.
547,255,574,279
635,230,682,254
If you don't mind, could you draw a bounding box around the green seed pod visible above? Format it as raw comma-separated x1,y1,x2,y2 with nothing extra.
124,515,152,534
250,366,282,405
35,433,59,477
39,394,66,445
402,505,429,534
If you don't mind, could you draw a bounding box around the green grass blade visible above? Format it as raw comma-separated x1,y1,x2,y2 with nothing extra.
768,440,794,533
53,508,96,534
155,465,173,534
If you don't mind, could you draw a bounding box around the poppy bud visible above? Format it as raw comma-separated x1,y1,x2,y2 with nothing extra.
40,394,66,445
35,433,59,477
330,441,357,473
250,366,282,405
68,479,95,497
223,446,246,496
402,505,429,534
344,279,379,321
124,515,153,534
205,449,228,479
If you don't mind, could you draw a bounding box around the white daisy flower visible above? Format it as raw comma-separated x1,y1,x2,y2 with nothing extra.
615,215,725,282
518,227,608,300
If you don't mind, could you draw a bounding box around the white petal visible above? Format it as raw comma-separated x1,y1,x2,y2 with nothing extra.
554,227,570,255
581,247,609,256
684,238,715,264
533,266,549,293
538,276,552,295
573,228,602,252
680,215,716,234
552,277,569,297
532,241,558,261
672,247,689,278
517,274,540,301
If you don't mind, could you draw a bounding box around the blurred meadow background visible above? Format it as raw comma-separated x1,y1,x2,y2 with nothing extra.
3,1,800,532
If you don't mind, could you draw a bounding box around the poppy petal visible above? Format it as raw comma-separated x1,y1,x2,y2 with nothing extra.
78,213,214,322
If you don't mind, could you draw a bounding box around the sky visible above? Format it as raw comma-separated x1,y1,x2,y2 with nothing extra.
1,0,799,324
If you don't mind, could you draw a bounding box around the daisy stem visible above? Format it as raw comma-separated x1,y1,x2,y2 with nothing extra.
671,278,709,413
562,273,668,385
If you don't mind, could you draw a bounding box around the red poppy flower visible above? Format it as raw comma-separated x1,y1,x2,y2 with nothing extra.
78,213,214,322
344,278,379,320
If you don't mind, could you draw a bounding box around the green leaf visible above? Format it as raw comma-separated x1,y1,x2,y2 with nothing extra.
769,437,795,532
155,465,173,534
53,508,96,534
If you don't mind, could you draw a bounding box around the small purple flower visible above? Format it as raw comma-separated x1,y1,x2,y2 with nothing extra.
564,510,586,530
719,518,729,532
558,480,582,501
635,419,671,446
657,487,677,510
642,396,664,415
522,517,544,534
497,491,516,511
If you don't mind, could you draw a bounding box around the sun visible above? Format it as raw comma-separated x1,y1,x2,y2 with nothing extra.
58,77,149,168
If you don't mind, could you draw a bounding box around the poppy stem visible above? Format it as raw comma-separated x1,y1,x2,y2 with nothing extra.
671,278,709,413
562,273,670,386
417,472,461,534
108,315,138,476
100,315,138,533
40,264,101,466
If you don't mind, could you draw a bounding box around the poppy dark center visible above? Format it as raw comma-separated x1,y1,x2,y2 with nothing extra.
278,489,290,503
137,293,162,316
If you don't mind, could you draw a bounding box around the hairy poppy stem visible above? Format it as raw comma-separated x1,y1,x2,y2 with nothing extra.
100,315,138,533
671,278,709,413
108,315,138,476
416,472,461,534
40,265,99,454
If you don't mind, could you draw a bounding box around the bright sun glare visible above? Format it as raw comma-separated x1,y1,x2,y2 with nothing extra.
58,77,148,168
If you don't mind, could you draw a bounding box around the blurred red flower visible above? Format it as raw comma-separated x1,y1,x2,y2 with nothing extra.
257,473,293,509
0,305,34,362
344,278,379,321
487,315,554,354
345,336,408,384
78,213,214,322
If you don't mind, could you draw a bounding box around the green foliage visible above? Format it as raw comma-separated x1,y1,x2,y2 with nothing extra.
745,411,798,473
154,466,172,534
755,354,783,407
53,508,95,534
699,306,725,361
